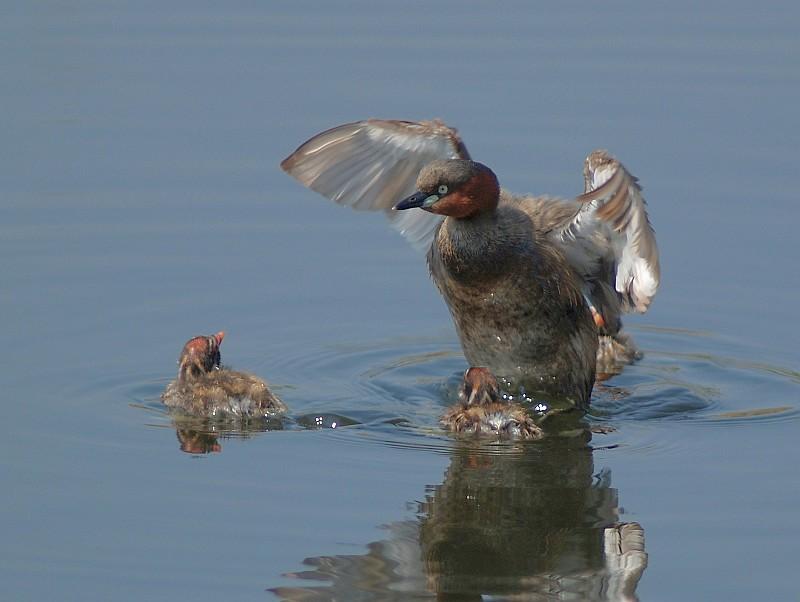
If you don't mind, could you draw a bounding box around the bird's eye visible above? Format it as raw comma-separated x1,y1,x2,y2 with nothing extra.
438,185,448,195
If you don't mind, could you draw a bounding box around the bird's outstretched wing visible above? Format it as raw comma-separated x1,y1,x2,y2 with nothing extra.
554,150,660,317
281,119,470,251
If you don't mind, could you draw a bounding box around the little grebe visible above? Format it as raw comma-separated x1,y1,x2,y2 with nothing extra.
161,331,286,418
282,120,659,407
441,367,543,439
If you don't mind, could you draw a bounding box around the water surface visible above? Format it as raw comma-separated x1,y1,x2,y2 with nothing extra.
3,2,799,600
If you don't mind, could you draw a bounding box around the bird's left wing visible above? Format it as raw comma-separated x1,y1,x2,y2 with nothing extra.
555,150,660,314
281,119,470,252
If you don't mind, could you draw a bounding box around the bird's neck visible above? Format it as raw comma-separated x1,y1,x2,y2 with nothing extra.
434,207,536,285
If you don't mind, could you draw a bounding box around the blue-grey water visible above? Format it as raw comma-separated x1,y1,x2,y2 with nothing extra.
3,2,799,600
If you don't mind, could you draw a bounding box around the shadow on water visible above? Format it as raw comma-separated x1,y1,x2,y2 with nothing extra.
271,431,647,601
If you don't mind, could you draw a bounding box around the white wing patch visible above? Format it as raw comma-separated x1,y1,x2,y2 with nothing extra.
558,150,660,314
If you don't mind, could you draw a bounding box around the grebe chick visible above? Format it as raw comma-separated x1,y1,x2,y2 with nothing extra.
161,331,286,419
441,367,543,439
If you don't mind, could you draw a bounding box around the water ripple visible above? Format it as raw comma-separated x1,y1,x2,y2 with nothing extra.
123,327,799,455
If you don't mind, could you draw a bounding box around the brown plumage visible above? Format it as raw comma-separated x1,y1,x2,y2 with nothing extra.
441,368,543,439
596,330,641,379
393,159,597,403
161,331,286,419
281,119,660,407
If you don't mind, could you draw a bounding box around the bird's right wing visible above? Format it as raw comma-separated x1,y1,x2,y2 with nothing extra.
281,119,470,251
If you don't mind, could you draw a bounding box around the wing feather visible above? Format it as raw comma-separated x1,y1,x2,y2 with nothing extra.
283,123,660,314
556,150,660,314
281,119,469,251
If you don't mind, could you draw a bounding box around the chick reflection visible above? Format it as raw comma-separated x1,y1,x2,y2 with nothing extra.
273,431,647,600
171,418,284,455
175,428,222,454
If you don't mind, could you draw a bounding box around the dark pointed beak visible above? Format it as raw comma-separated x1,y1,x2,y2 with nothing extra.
393,191,428,211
